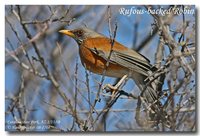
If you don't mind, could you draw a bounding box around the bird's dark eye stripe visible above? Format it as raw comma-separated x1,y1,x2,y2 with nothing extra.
74,30,83,37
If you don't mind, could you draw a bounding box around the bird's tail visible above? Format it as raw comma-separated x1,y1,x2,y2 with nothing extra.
133,72,170,127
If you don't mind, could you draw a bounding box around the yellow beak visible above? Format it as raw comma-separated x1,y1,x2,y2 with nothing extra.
59,30,75,38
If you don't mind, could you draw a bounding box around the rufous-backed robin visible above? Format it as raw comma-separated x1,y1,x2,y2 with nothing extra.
59,27,160,105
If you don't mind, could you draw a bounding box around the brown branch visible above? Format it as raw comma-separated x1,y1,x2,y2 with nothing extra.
91,6,118,115
14,5,84,130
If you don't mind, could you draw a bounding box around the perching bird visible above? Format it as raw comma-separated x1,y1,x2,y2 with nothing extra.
59,27,163,115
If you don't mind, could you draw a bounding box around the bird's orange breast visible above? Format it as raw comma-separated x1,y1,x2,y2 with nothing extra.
78,37,129,77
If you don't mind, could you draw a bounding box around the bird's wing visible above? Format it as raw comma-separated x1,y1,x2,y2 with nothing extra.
89,48,152,76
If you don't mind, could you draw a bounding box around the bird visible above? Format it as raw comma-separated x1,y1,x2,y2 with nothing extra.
59,27,165,119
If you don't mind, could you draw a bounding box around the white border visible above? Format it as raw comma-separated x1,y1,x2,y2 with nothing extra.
3,0,197,5
1,2,5,135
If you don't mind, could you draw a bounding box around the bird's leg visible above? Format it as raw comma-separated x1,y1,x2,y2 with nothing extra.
103,75,128,96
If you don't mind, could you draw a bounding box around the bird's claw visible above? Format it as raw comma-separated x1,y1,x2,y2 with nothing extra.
102,75,128,96
103,84,118,95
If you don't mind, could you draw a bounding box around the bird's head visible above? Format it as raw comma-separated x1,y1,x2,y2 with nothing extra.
59,27,103,45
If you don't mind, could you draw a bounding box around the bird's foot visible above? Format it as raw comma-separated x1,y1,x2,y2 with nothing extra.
102,74,128,97
103,84,118,95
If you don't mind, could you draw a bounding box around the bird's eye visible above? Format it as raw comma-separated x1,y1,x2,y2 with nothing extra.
76,30,83,37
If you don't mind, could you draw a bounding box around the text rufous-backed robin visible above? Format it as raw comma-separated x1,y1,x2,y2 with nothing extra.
59,27,160,105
